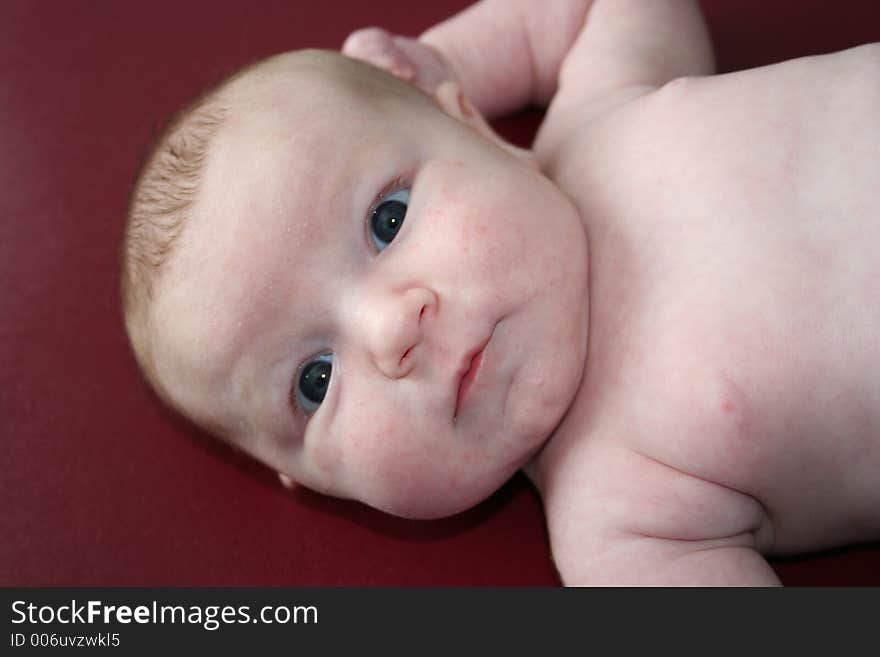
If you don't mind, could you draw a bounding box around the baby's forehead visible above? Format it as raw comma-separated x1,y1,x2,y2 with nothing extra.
199,57,437,242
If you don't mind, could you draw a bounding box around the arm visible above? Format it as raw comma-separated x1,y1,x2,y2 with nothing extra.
418,0,592,117
344,0,714,119
562,537,782,586
541,444,780,586
554,0,715,106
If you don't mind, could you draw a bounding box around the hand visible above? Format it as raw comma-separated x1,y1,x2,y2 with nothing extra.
341,27,458,97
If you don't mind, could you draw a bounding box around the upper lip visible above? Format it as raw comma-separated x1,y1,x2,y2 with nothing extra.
453,330,494,416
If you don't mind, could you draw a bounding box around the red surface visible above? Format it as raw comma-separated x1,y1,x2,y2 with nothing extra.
2,0,878,586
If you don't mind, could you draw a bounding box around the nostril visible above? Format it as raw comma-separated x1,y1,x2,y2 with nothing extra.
419,304,427,326
399,346,413,366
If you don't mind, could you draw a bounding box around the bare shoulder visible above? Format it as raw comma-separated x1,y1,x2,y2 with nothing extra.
536,42,880,174
645,42,880,122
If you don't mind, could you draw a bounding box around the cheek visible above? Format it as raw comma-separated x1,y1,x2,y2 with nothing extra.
343,410,443,492
416,187,533,293
365,453,502,519
334,405,505,518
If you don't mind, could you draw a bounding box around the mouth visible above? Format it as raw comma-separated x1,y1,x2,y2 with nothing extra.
454,330,493,420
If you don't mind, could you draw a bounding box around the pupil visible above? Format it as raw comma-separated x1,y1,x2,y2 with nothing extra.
300,360,331,404
372,199,406,243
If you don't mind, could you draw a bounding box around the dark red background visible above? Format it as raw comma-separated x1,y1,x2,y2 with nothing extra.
2,0,878,586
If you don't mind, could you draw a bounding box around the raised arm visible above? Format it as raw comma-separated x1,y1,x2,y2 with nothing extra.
418,0,592,117
556,0,715,104
343,0,714,119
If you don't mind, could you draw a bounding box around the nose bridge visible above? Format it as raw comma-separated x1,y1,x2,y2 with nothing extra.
353,272,436,379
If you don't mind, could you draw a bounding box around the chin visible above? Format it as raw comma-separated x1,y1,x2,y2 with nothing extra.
370,472,511,520
376,491,483,520
509,358,584,450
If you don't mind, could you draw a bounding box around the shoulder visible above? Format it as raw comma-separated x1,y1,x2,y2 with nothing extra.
532,82,656,170
531,73,722,183
535,43,880,168
537,306,777,581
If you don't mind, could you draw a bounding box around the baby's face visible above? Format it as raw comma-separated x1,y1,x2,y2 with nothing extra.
151,66,590,518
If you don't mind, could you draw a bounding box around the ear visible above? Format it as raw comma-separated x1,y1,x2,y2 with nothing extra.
433,81,537,169
277,472,298,490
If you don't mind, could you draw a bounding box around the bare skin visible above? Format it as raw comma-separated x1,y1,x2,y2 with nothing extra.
144,0,879,586
345,0,880,584
534,52,880,584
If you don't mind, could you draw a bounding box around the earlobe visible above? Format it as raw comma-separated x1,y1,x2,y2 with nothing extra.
434,81,537,170
278,472,298,490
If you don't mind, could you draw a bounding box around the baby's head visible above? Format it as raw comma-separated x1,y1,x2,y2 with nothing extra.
122,50,589,518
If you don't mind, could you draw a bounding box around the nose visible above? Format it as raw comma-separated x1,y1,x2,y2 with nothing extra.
361,286,437,379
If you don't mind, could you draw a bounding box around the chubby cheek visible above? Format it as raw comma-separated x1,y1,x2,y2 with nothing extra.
413,182,531,304
335,417,500,519
442,166,577,293
350,432,452,517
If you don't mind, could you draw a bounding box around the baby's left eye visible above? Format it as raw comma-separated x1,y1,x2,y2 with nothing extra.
294,353,333,416
369,188,409,252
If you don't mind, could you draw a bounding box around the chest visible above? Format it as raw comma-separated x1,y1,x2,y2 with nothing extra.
547,61,880,548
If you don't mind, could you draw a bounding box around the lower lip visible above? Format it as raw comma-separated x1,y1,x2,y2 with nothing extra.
455,346,487,417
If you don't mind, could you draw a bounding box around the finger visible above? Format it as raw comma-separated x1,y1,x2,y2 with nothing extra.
376,55,415,80
341,26,391,56
342,28,416,80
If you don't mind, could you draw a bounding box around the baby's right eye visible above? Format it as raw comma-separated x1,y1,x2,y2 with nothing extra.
369,188,409,252
294,353,333,415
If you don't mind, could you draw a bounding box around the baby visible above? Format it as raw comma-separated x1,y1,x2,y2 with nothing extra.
121,0,880,585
